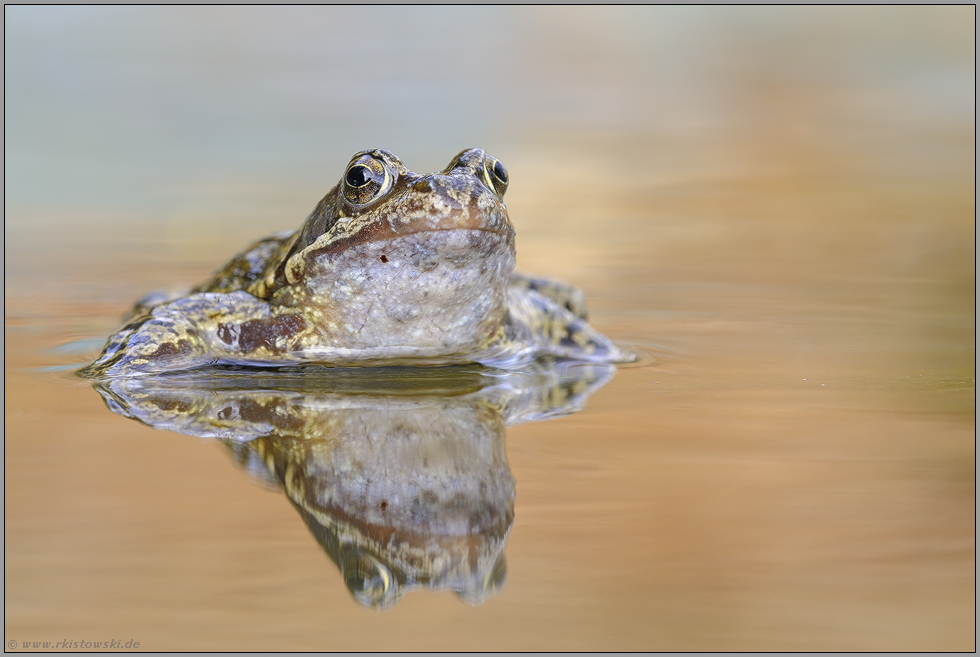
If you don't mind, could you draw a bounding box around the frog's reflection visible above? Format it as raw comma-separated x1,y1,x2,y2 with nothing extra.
93,363,614,609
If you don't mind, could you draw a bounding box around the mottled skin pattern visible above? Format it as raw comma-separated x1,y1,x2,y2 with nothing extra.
93,363,615,609
81,148,630,378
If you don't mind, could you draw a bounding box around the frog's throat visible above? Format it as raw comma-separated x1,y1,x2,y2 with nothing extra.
276,228,515,355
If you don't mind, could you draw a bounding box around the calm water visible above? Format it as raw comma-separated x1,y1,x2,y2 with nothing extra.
5,7,975,651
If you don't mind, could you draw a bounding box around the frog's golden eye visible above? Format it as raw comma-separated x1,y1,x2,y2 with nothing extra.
483,156,509,197
342,155,392,206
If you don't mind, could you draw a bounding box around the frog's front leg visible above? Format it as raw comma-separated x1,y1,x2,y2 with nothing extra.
503,287,632,364
509,272,589,320
80,291,304,378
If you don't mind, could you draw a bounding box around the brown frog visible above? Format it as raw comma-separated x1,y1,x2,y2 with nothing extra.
81,148,630,377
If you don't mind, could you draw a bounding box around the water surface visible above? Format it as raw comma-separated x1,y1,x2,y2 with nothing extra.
5,6,974,651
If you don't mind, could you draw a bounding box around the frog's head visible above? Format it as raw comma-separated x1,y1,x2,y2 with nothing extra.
268,149,517,356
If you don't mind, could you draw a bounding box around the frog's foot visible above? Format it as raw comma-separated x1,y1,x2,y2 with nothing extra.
509,271,589,320
499,287,632,365
79,291,280,378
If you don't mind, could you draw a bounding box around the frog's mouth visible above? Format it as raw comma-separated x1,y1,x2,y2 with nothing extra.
303,205,514,259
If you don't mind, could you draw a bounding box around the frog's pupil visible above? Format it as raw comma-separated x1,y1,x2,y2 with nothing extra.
492,160,508,184
346,165,371,188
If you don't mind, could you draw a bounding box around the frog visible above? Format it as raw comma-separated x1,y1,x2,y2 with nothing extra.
81,148,631,378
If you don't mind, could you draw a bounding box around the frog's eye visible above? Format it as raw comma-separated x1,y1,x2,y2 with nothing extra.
483,156,509,197
342,155,393,206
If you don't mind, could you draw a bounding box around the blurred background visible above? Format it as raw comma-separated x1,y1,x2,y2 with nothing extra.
4,6,975,651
